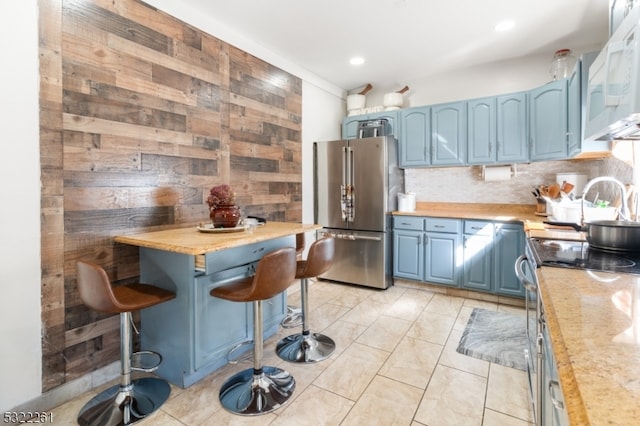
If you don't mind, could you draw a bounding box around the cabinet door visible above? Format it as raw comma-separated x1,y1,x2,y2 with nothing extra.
194,266,252,370
497,92,528,163
494,223,525,297
342,111,399,139
529,79,568,161
342,116,360,139
462,221,494,292
467,97,496,164
431,101,467,165
370,111,399,138
393,229,423,280
567,61,582,157
399,107,431,167
424,232,460,286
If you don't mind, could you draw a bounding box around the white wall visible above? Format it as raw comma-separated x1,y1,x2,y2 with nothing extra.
0,1,42,411
364,46,604,109
301,83,344,224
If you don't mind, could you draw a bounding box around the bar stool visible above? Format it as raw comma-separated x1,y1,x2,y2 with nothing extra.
280,233,306,328
210,247,297,416
75,260,176,426
276,236,336,363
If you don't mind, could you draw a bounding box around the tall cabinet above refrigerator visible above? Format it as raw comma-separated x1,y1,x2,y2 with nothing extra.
313,134,403,289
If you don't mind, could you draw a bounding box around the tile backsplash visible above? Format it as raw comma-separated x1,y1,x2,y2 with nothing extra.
404,156,633,206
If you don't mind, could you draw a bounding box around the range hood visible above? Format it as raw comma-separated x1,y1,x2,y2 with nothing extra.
585,6,640,141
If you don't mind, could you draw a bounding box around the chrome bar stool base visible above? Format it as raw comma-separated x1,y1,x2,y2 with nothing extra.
276,331,336,363
219,365,295,415
77,377,171,426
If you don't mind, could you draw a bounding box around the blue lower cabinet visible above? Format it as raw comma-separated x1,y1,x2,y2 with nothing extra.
462,221,494,292
393,216,525,298
393,229,424,280
494,223,526,297
424,231,460,286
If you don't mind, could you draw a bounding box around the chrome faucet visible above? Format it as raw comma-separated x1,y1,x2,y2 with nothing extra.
581,176,630,221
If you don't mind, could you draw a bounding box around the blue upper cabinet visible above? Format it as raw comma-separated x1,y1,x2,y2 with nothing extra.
431,101,466,165
467,97,496,164
342,111,399,139
567,61,582,157
399,106,431,167
468,93,528,164
529,79,568,161
496,92,528,163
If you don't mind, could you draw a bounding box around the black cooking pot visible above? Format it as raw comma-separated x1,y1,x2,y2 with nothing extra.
544,220,640,252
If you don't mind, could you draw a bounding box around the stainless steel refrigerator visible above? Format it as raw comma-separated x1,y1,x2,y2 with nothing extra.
313,135,404,289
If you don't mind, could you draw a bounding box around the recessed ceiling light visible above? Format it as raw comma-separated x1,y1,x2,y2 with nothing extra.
495,20,515,32
350,56,365,66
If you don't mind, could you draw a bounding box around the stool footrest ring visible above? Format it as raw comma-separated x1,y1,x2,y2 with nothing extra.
226,340,254,365
131,350,162,373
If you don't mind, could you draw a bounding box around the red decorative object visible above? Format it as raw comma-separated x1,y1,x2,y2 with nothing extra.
210,204,241,228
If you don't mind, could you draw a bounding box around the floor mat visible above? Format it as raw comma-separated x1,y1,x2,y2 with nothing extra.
456,308,531,371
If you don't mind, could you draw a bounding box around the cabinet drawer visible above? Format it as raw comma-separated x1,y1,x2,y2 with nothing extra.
425,218,460,233
464,220,494,235
393,216,425,231
203,235,293,275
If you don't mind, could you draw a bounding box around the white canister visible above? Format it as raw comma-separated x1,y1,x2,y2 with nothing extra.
398,192,416,212
556,173,588,197
346,94,366,111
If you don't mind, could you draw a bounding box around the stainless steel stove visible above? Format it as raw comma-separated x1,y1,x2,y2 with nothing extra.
528,237,640,275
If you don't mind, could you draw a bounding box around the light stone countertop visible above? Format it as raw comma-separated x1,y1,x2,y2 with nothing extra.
114,221,320,255
536,266,640,425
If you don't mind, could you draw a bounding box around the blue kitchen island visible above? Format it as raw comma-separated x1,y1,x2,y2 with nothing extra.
115,222,320,388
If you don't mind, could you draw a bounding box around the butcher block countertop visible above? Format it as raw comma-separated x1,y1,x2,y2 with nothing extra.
114,221,320,255
392,201,542,222
395,202,639,424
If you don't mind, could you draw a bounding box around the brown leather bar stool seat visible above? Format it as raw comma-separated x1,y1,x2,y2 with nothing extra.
276,236,336,363
210,247,297,416
76,260,176,426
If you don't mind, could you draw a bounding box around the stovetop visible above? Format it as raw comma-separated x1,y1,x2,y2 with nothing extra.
528,238,640,275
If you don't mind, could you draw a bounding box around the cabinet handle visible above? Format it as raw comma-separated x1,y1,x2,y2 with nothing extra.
424,235,429,246
434,225,445,228
548,379,565,410
417,235,422,245
536,333,544,355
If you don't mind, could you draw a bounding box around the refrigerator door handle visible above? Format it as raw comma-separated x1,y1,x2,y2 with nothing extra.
340,146,348,221
347,146,354,222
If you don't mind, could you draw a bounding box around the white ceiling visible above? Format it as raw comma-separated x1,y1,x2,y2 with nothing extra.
181,0,609,93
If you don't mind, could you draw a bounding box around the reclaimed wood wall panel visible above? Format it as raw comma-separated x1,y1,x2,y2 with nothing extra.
38,0,302,391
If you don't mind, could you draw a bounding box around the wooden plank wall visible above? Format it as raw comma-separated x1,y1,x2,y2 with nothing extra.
38,0,302,391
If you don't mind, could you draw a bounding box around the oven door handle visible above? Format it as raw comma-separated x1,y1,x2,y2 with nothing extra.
515,255,537,292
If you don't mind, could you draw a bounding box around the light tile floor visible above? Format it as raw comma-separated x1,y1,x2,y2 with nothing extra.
50,280,534,425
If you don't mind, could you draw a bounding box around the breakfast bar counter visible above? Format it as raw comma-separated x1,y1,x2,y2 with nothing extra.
115,222,320,388
115,221,320,255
